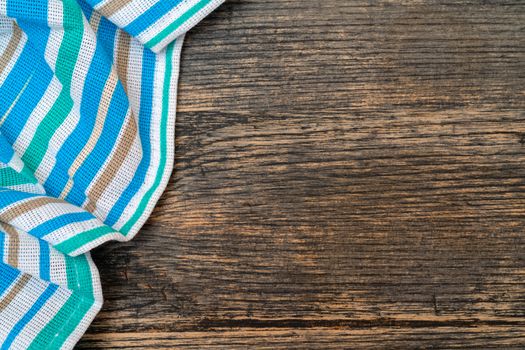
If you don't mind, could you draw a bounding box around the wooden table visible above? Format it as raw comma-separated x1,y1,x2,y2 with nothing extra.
78,1,525,348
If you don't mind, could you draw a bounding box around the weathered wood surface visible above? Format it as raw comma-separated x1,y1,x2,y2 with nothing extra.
78,0,525,348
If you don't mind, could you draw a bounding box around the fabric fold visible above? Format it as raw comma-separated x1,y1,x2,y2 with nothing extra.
86,0,225,53
0,228,102,350
0,0,225,348
0,187,120,256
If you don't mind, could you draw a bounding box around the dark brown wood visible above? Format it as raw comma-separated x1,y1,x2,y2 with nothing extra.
78,0,525,348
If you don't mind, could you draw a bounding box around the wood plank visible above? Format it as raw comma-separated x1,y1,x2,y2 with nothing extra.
81,0,525,348
79,327,525,349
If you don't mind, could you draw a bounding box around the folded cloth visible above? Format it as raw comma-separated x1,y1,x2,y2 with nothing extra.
0,0,224,348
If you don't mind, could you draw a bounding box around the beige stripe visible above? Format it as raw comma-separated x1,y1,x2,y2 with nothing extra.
1,223,20,268
60,73,119,198
98,0,133,17
115,31,131,93
89,10,103,34
0,23,22,74
0,197,67,223
0,274,30,312
84,114,137,213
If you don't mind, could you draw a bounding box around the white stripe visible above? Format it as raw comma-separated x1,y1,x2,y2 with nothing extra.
0,17,14,52
0,1,7,16
127,37,144,118
100,0,160,27
46,0,65,28
14,230,40,278
135,0,199,44
49,246,69,288
44,26,64,71
70,16,99,102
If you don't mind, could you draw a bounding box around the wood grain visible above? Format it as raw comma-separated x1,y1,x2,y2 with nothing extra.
79,0,525,348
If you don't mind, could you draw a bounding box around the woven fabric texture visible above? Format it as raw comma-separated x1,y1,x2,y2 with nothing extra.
0,0,224,348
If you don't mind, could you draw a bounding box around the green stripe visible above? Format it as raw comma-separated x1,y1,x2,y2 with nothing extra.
65,254,94,296
0,167,37,186
27,293,94,350
53,225,115,254
146,0,213,48
120,42,175,234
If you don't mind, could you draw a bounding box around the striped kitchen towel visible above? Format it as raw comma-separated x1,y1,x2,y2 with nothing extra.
0,0,224,348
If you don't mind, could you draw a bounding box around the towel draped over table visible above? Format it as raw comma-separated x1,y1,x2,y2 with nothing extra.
0,0,224,348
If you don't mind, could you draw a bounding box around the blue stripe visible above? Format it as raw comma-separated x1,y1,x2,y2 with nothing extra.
0,189,39,208
6,0,48,24
1,64,54,144
17,19,51,55
30,212,95,239
3,283,59,349
77,0,95,21
99,16,119,62
124,0,184,37
0,134,15,164
38,240,50,280
105,48,156,226
87,0,104,6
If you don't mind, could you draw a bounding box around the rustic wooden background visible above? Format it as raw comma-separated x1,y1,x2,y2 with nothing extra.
78,0,525,348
